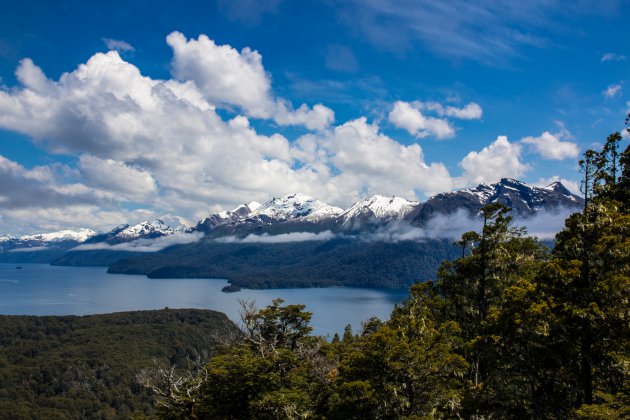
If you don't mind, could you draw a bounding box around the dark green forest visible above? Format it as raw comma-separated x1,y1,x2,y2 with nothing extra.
146,123,629,418
0,309,237,419
107,239,461,289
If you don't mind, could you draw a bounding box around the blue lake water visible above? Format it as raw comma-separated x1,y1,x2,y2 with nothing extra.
0,263,409,336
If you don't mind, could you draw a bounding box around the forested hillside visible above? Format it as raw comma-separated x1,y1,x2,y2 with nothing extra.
0,309,238,419
108,239,460,289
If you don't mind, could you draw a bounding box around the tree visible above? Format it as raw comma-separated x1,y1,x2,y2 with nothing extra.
580,149,598,213
328,283,467,418
437,203,547,415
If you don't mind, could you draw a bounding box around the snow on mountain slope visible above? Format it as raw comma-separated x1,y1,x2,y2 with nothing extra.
410,178,583,224
18,228,95,243
196,201,262,232
114,219,174,239
249,193,343,222
339,195,420,225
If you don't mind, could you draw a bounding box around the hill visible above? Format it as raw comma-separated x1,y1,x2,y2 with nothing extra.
0,309,238,419
108,238,461,289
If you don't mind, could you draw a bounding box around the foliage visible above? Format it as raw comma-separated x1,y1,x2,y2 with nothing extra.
0,309,237,419
108,238,460,289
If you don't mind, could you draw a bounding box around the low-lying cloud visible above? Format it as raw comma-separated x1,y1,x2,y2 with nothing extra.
216,230,336,244
513,207,575,240
72,232,204,252
8,246,49,253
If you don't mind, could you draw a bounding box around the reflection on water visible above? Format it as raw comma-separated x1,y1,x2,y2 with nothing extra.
0,263,408,335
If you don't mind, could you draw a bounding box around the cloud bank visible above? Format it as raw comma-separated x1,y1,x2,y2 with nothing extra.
216,230,336,244
72,232,204,252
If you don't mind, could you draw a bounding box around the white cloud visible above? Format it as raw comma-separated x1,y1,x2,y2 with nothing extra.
217,230,335,244
78,155,158,201
514,207,579,240
0,40,461,233
102,38,135,52
603,83,622,98
0,155,156,234
521,131,579,160
459,136,530,185
166,31,334,131
417,101,483,120
294,117,454,201
601,52,626,62
388,101,455,139
73,231,204,252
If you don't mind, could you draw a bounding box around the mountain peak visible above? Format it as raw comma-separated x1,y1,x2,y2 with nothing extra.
340,195,419,225
544,181,573,196
252,193,343,221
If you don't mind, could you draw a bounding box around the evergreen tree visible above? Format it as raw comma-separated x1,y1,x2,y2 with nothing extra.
536,136,630,416
437,203,546,416
328,283,467,418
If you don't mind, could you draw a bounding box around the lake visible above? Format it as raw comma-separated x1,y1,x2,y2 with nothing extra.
0,263,409,336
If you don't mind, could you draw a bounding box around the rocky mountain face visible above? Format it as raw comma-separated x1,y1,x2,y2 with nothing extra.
196,202,261,233
407,178,583,225
83,219,191,245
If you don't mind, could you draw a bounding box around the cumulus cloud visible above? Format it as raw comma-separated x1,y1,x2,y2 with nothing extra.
73,231,204,252
459,136,530,185
0,155,102,209
388,101,455,139
79,155,158,201
293,117,454,200
217,230,335,243
521,131,580,160
102,38,135,52
166,32,334,131
601,52,626,62
0,155,167,235
603,83,622,98
416,101,483,120
0,36,466,234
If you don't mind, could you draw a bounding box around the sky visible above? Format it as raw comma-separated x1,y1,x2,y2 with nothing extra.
0,0,629,235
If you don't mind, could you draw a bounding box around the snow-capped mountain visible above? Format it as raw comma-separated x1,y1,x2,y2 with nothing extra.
84,219,191,245
409,178,583,224
339,195,419,226
116,219,174,239
196,202,261,233
19,228,95,243
249,194,343,222
0,228,96,253
1,178,584,257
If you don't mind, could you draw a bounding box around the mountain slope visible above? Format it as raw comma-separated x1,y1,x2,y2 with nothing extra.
0,309,237,419
408,178,583,224
339,195,419,227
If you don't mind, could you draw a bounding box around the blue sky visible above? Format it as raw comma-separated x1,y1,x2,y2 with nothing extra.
0,0,628,234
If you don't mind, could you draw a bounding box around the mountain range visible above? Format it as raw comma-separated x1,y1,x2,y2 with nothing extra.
1,178,583,256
